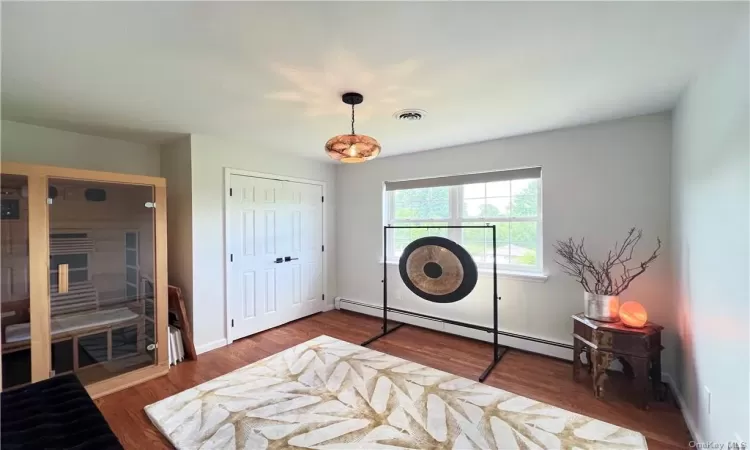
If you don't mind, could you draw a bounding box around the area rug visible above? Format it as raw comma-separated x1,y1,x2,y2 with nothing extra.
145,335,647,449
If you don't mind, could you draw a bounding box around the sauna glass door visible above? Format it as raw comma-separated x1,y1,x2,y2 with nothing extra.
1,174,32,389
47,178,156,385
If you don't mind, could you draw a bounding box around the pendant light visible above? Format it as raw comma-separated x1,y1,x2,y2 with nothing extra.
325,92,381,163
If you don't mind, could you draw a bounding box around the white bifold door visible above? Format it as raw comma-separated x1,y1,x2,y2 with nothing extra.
228,174,324,341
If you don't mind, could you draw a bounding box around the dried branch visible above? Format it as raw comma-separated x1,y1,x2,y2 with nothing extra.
553,228,661,295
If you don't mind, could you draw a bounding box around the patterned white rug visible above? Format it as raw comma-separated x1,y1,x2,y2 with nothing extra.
145,335,647,449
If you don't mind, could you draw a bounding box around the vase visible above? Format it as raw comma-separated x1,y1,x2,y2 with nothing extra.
584,292,620,322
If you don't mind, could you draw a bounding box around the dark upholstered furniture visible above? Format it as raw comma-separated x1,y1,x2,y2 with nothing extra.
1,373,123,450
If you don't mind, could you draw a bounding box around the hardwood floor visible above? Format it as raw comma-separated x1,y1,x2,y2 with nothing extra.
96,310,691,449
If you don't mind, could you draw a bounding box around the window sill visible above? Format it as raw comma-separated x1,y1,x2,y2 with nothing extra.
380,260,548,282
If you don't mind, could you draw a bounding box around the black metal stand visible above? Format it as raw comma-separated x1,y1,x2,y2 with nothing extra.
361,323,406,347
360,224,508,382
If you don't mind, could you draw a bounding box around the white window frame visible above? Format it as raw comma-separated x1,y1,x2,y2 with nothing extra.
384,178,543,275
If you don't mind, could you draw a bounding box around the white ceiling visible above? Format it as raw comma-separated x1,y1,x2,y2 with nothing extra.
2,2,746,161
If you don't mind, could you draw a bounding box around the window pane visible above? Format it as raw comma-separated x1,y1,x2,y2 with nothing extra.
462,198,485,218
487,181,510,197
510,222,537,243
125,232,137,249
126,249,137,267
394,187,449,220
484,197,510,218
510,195,538,217
50,253,88,269
463,197,510,219
393,222,448,257
463,183,485,199
127,267,138,284
511,178,539,196
461,222,510,264
462,226,488,263
427,187,450,218
511,242,537,266
510,222,538,266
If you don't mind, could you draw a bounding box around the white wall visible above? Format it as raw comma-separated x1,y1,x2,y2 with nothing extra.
1,120,160,176
671,23,749,443
336,114,674,367
188,134,337,351
160,137,194,323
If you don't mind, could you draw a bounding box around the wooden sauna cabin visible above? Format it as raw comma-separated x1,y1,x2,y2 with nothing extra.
0,163,168,398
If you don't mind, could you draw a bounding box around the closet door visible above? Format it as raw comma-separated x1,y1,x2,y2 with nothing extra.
1,174,33,390
47,178,157,386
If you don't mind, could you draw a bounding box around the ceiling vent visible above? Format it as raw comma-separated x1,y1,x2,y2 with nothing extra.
393,109,426,121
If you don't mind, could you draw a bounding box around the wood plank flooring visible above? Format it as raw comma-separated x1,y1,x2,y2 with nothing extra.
95,310,691,449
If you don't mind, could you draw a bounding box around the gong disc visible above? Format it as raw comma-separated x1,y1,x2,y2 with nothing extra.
399,236,478,303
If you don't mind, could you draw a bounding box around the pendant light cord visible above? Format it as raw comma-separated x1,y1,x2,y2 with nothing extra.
351,104,356,135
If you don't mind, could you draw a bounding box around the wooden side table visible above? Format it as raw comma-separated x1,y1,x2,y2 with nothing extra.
572,313,664,409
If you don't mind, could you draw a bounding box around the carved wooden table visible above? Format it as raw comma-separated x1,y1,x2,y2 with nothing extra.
572,313,664,409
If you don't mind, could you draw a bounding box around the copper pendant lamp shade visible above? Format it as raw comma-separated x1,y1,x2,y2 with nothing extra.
325,93,381,163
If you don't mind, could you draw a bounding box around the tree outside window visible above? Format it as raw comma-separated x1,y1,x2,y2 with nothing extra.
386,178,541,272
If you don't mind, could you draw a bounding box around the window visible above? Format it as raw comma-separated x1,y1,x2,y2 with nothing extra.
125,231,139,301
385,168,542,273
49,235,90,287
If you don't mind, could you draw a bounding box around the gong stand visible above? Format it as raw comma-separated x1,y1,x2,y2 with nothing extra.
361,225,507,383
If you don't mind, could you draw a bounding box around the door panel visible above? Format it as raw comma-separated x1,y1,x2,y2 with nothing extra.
46,177,157,386
229,175,323,340
265,268,277,314
242,271,256,319
242,211,255,256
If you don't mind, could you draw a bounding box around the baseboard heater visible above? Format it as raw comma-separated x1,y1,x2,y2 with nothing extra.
337,298,572,350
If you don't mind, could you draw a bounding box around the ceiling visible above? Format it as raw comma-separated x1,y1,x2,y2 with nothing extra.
2,2,746,161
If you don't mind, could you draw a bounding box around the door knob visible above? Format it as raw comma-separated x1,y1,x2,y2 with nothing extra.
274,257,284,263
284,256,299,262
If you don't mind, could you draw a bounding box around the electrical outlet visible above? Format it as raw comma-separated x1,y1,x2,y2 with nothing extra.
703,385,711,415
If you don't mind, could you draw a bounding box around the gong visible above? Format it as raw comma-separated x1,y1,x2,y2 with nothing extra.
399,236,478,303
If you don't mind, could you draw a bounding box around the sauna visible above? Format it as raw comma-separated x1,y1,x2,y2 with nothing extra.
0,163,167,397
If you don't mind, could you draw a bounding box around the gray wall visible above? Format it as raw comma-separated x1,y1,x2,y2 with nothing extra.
160,137,194,323
188,133,338,351
336,114,674,368
671,23,749,443
1,120,160,175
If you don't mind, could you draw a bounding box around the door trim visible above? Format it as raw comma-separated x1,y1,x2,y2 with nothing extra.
223,168,327,345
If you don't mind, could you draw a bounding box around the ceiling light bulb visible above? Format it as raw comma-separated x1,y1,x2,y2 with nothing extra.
348,144,358,156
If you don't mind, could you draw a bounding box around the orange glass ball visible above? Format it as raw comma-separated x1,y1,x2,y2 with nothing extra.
619,301,648,328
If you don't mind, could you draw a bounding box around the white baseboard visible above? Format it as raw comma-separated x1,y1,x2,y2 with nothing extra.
663,373,700,443
335,297,573,361
196,338,228,355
